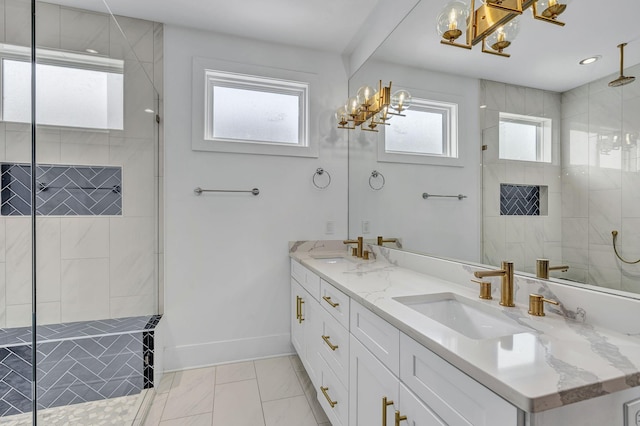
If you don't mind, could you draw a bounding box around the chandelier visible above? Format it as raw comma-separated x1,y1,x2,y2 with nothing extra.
437,0,569,57
336,81,411,132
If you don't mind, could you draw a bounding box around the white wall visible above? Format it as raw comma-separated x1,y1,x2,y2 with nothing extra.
348,60,482,263
163,25,348,371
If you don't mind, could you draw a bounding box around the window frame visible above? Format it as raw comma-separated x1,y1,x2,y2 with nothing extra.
499,112,552,163
192,57,317,158
378,96,461,166
0,44,124,131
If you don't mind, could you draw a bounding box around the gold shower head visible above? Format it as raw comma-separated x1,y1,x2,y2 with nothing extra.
609,43,635,87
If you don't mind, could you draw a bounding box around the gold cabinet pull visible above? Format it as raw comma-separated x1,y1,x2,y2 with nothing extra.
295,296,300,320
298,298,305,323
320,386,337,408
322,335,339,351
382,396,394,426
395,411,407,426
323,295,340,308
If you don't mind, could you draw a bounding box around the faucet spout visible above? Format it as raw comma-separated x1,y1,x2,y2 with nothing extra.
473,261,515,307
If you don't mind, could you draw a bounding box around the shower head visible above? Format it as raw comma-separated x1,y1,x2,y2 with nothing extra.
609,43,635,87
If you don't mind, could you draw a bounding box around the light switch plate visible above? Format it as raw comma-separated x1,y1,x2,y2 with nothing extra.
624,398,640,426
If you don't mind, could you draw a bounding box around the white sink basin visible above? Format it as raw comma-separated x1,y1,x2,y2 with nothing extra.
393,293,529,340
309,254,352,264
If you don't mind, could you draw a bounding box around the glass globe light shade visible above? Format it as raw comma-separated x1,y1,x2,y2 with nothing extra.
436,1,469,42
345,97,360,116
356,85,377,108
536,0,567,19
485,18,520,53
335,106,349,123
391,90,412,112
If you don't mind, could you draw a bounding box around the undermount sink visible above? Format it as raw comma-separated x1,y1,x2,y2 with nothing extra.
393,293,529,340
309,254,352,264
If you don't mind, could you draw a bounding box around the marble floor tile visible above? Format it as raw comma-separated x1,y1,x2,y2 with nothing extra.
255,356,304,402
155,372,175,394
295,367,330,424
289,355,304,372
161,367,215,421
143,393,168,426
262,395,317,426
216,361,256,385
159,412,213,426
212,379,265,426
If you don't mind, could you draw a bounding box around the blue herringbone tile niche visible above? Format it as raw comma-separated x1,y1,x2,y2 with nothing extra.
1,163,122,216
500,184,540,216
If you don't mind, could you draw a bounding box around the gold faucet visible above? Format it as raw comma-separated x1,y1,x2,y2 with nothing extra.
536,259,569,279
528,294,559,316
343,236,364,258
473,261,515,307
377,236,398,246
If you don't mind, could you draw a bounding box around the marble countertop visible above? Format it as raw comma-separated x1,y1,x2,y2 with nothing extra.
290,249,640,413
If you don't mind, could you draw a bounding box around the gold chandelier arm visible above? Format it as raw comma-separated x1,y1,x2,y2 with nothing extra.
611,230,640,264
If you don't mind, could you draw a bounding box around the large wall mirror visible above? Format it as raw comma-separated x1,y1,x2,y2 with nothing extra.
348,0,640,299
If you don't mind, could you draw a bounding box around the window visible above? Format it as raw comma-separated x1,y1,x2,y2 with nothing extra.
1,46,124,130
379,97,458,165
499,112,551,163
192,62,315,157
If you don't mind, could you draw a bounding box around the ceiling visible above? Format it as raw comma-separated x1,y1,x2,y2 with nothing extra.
49,0,640,92
51,0,383,55
373,0,640,92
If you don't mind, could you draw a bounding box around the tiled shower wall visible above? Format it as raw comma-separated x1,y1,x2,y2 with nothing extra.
0,2,163,327
561,63,640,292
481,80,563,274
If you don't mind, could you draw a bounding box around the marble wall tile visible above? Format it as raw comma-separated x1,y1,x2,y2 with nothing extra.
109,138,155,217
524,164,544,185
35,217,61,303
0,218,5,262
588,189,621,245
36,2,60,49
60,7,109,54
110,295,155,318
5,129,30,163
525,88,544,116
5,217,31,306
36,128,61,164
543,91,561,120
60,217,109,259
561,85,588,118
109,217,155,298
506,85,526,114
61,258,110,322
6,301,60,328
110,15,154,63
122,61,157,140
0,263,5,327
60,143,110,166
505,216,525,243
5,0,29,46
482,80,506,111
505,162,525,183
543,216,562,243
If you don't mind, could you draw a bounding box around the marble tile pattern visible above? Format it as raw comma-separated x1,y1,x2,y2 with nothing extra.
290,244,640,413
142,356,330,426
0,163,122,216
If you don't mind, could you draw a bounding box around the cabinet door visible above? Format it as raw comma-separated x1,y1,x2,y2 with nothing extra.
291,278,305,357
349,334,399,426
398,383,447,426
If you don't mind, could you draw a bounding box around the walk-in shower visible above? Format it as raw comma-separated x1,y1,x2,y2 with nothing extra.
0,1,162,423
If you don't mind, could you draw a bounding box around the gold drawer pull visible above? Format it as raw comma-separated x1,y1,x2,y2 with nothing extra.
298,298,305,323
322,335,339,351
323,295,340,308
295,296,300,320
395,411,408,426
382,396,394,426
320,386,337,408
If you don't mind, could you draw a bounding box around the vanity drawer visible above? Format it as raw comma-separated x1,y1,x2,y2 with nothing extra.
318,307,350,388
400,333,517,426
350,299,400,376
320,279,350,330
291,260,321,301
317,355,348,426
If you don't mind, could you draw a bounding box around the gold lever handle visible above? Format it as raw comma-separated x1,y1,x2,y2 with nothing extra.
528,293,560,316
382,396,394,426
298,298,304,323
471,279,492,300
320,386,337,408
322,335,339,351
395,411,408,425
323,296,340,308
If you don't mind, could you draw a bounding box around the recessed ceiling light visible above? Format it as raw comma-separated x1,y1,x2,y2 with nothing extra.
85,49,99,54
579,55,601,65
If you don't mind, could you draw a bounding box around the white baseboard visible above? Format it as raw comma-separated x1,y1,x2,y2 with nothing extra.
163,333,294,372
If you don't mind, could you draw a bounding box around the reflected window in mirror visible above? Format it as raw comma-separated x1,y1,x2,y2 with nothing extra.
499,112,551,163
382,98,458,161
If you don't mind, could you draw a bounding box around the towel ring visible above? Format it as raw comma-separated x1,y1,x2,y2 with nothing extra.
369,170,385,190
313,168,331,189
